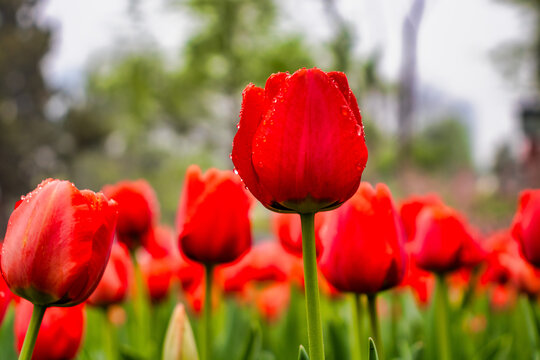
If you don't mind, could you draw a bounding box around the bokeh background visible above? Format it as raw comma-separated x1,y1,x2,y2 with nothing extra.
1,0,538,234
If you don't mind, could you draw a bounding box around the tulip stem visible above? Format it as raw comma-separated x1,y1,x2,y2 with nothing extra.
354,294,365,360
201,263,214,360
434,274,451,360
367,294,384,360
19,304,46,360
300,212,325,360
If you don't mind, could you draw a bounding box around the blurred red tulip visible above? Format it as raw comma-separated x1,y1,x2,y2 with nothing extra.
400,243,435,307
177,165,252,265
15,299,85,360
255,282,291,322
512,189,540,267
399,193,443,242
87,242,133,307
1,179,117,306
137,226,180,302
231,68,368,214
412,204,483,274
481,231,518,287
319,183,406,294
102,179,159,250
272,213,325,257
217,240,296,293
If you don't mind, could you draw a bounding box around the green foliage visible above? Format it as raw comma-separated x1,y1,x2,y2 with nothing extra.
410,118,472,172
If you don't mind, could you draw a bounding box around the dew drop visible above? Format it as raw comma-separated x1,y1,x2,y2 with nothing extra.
233,169,239,175
341,105,349,117
229,153,233,160
236,124,240,129
20,195,25,200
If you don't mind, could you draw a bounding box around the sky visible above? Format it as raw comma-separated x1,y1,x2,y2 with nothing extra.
40,0,530,168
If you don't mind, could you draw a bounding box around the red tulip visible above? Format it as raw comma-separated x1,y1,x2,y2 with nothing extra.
512,189,540,267
0,273,11,326
255,282,291,322
231,67,368,214
319,183,406,294
137,226,180,302
411,204,482,274
1,179,118,306
272,213,325,257
399,194,443,242
400,243,435,307
177,165,252,264
102,179,159,250
87,242,133,307
15,299,85,360
217,240,296,293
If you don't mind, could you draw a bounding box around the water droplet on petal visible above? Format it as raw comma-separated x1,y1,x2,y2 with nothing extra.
341,105,349,117
233,169,239,175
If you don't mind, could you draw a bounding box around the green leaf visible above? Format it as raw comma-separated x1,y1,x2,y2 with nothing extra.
241,323,262,360
368,338,379,360
298,345,310,360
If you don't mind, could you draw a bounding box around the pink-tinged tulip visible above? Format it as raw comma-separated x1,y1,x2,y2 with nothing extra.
177,165,252,265
319,183,406,294
217,240,296,293
272,213,325,257
1,179,118,306
87,242,133,307
231,68,368,214
137,226,180,302
512,189,540,267
255,282,291,322
102,179,159,250
399,194,443,242
411,204,483,274
15,299,85,360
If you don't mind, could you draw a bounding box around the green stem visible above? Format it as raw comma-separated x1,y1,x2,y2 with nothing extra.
367,294,384,360
103,308,117,360
300,212,325,360
18,304,47,360
201,264,214,360
435,274,451,360
354,294,365,360
132,255,150,355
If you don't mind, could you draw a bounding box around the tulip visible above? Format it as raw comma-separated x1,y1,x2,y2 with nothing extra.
512,189,540,267
15,300,85,360
88,241,133,307
1,179,117,360
177,165,252,265
411,204,482,274
102,179,159,250
319,183,406,294
176,165,252,360
162,303,199,360
255,282,291,323
231,67,368,214
319,182,405,358
272,213,325,258
1,179,117,305
217,240,295,293
232,68,368,360
0,244,13,327
399,194,443,242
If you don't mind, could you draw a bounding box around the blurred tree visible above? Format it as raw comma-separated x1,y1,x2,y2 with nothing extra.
409,118,472,173
0,0,60,232
60,0,315,224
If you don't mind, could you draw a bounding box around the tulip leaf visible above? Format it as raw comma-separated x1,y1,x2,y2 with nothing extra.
368,338,379,360
241,322,262,360
298,345,310,360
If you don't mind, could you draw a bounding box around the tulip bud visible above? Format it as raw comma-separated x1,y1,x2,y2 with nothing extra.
162,303,199,360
